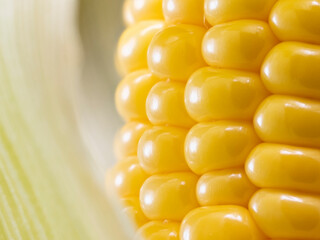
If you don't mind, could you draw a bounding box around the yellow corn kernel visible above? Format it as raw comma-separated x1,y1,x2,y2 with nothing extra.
123,0,164,26
254,95,320,148
185,67,269,122
180,206,267,240
204,0,277,25
146,81,196,128
135,221,180,240
269,0,320,45
108,156,149,197
140,173,199,221
246,143,320,194
113,0,320,238
147,24,207,81
202,20,278,72
116,70,160,121
138,126,190,174
162,0,205,26
185,121,260,175
249,189,320,239
197,168,257,207
114,121,151,160
121,197,149,228
261,42,320,100
116,21,164,75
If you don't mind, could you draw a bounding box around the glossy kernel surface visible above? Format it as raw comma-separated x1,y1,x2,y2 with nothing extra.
202,20,278,72
254,95,320,148
140,173,199,221
123,0,164,26
116,70,160,121
261,42,320,100
185,67,269,122
135,221,180,240
197,168,257,207
249,189,320,239
180,206,267,240
269,0,320,45
138,126,190,174
114,0,320,236
163,0,205,26
185,121,260,175
205,0,278,25
108,157,149,197
246,143,320,194
147,24,207,81
121,197,149,228
114,121,151,160
146,81,196,128
116,21,164,75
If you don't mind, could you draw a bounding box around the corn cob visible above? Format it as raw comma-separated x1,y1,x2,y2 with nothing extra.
109,0,320,239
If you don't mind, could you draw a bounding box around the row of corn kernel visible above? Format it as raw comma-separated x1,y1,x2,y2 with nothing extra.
180,0,279,239
245,1,320,239
110,0,320,240
113,0,206,238
130,0,204,237
109,0,164,231
111,0,181,235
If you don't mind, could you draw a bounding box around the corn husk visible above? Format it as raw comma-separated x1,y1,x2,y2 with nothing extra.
0,0,131,239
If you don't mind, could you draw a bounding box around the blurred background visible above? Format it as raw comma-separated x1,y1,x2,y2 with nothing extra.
0,0,132,239
77,0,125,175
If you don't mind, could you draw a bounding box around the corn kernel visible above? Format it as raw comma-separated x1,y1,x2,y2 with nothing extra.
116,21,164,75
249,189,320,239
135,221,180,240
185,121,260,175
246,143,320,194
123,0,164,26
113,0,320,238
254,95,320,148
197,168,257,207
138,126,190,174
204,0,277,25
114,121,151,160
185,67,269,122
269,0,320,45
108,156,149,197
147,24,207,81
202,20,278,72
163,0,205,26
180,206,267,240
146,81,196,128
116,70,161,121
121,197,149,227
140,173,199,221
261,42,320,100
